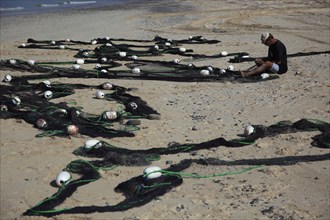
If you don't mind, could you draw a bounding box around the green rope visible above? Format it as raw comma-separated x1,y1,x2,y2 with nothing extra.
144,165,264,179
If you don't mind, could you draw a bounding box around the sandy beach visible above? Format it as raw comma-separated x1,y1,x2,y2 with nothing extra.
0,0,329,219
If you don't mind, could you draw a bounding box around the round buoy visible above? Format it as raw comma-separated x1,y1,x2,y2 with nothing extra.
4,74,12,82
84,139,102,149
12,97,21,106
261,73,270,79
179,47,186,52
101,69,107,73
101,57,107,63
105,43,112,47
173,59,180,64
82,52,89,57
76,59,84,65
55,171,71,187
59,45,65,49
132,67,141,74
9,59,17,65
244,125,254,136
36,118,47,128
118,51,126,57
27,60,35,66
91,40,97,45
128,102,138,110
95,63,102,69
143,166,162,180
95,90,105,99
131,55,138,60
21,43,26,47
220,68,226,74
227,65,234,71
101,82,113,90
221,51,228,56
0,105,8,111
67,125,79,135
165,42,171,46
44,90,53,99
207,66,213,72
200,69,210,76
102,111,117,120
154,45,159,50
72,64,80,70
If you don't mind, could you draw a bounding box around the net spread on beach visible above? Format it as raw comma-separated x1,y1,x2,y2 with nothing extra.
0,36,329,217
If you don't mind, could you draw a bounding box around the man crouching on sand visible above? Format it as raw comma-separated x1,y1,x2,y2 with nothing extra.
240,32,288,77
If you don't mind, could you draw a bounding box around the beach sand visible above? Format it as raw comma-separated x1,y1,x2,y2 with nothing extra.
0,0,329,219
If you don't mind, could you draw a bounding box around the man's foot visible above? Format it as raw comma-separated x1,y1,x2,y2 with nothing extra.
239,70,248,78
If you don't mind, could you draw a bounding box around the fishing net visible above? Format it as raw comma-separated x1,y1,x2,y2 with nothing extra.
23,148,329,217
229,50,330,63
0,88,136,138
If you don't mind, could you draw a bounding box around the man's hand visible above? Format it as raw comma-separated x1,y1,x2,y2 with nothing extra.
255,58,264,65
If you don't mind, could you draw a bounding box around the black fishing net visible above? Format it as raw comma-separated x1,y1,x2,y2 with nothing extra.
23,149,329,217
229,50,330,63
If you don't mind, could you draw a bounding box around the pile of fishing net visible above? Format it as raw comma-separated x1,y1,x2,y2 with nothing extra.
23,119,329,216
0,78,160,138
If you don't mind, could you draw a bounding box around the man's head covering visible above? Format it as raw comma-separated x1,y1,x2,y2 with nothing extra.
261,32,270,43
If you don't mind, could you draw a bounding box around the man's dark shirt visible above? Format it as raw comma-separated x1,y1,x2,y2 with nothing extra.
268,40,288,74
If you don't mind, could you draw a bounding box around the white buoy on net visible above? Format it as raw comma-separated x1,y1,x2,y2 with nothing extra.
105,43,112,47
154,45,159,50
55,171,71,187
27,60,35,66
101,69,107,73
244,125,255,136
12,97,21,106
95,90,105,99
9,59,17,65
72,64,80,70
66,125,79,135
101,57,107,63
199,69,210,76
50,41,56,45
4,74,12,82
165,42,171,46
76,59,84,64
44,90,53,99
261,73,270,79
227,65,234,71
101,82,113,90
179,47,186,52
102,111,117,120
84,139,102,149
220,68,226,74
91,40,97,45
221,51,228,56
43,80,51,87
82,52,89,57
129,102,138,110
173,59,180,64
95,63,102,69
143,166,162,180
118,51,126,57
207,66,213,72
59,45,66,49
36,118,47,128
131,55,138,60
132,67,141,74
21,43,26,47
0,104,8,111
